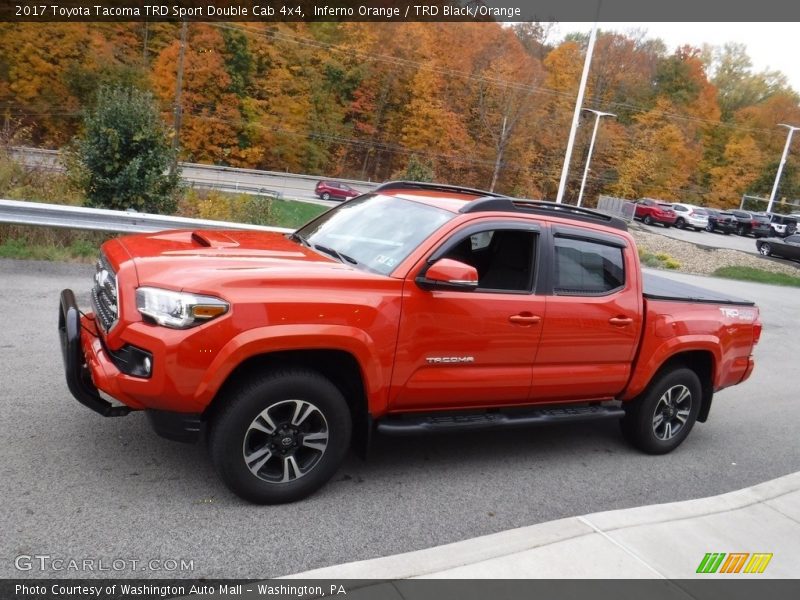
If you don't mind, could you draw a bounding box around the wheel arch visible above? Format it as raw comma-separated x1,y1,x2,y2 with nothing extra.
643,350,715,423
202,349,373,458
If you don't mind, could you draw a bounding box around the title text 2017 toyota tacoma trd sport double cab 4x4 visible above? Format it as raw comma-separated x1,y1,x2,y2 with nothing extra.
59,182,761,504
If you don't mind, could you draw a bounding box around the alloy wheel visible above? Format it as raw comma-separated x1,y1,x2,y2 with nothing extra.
242,399,329,483
652,384,692,441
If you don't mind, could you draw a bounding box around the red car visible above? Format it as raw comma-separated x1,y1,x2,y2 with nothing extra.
59,182,760,503
314,180,361,201
634,198,678,227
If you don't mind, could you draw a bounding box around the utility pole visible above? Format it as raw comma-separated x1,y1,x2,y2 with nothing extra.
489,115,507,192
142,20,149,64
171,20,188,177
555,22,598,204
576,109,616,207
767,123,800,213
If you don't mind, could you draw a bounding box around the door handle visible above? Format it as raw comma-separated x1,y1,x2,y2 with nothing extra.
609,316,633,326
509,314,542,325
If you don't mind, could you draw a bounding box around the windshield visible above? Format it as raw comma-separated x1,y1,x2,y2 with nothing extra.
295,194,454,275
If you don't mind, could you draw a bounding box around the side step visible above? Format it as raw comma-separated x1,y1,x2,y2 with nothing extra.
377,405,625,436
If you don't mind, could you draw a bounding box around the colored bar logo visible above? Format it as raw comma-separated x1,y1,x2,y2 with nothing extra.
696,553,773,574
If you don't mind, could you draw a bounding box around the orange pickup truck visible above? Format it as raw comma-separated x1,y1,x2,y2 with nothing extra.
59,182,761,503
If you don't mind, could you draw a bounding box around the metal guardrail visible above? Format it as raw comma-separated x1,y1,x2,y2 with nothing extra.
0,199,293,235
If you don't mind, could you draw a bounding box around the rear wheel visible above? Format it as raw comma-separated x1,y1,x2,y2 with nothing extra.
209,368,351,504
675,218,686,229
759,243,772,257
705,223,714,232
620,367,701,454
736,225,745,236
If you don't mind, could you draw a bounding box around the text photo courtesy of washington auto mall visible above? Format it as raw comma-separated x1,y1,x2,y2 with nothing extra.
1,1,800,599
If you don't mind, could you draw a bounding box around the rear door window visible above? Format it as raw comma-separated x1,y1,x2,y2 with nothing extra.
553,237,625,296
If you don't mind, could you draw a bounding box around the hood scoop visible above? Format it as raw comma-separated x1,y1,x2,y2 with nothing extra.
191,230,240,248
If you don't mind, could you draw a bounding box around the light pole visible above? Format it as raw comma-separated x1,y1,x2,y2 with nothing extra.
767,123,800,213
576,109,616,207
555,21,598,204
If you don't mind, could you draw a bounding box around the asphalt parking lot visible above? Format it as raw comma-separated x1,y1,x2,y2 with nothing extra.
1,259,798,579
636,220,765,255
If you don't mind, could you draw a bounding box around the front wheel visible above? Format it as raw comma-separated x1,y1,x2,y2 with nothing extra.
620,367,701,454
209,369,352,504
643,215,653,226
705,223,714,232
759,243,772,256
321,192,331,201
675,218,686,229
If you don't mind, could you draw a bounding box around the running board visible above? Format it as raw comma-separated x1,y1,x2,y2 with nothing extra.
377,405,625,436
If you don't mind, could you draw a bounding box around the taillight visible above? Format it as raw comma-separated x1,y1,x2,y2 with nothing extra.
753,322,762,345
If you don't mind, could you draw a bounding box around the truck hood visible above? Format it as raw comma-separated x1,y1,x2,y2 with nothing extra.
116,229,378,290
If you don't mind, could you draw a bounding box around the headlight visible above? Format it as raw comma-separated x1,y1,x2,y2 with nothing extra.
135,287,229,329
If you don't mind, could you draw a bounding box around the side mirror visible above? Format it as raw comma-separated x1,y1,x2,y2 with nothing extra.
416,258,479,291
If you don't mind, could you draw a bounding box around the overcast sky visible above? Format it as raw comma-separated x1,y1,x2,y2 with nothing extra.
557,22,800,93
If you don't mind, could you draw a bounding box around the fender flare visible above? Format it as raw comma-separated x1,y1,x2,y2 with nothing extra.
621,335,720,401
193,324,386,411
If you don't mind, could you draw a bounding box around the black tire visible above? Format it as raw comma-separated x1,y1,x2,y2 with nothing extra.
758,243,772,257
321,192,331,201
209,368,352,504
675,218,686,229
663,224,672,229
643,215,653,226
705,223,714,233
620,367,702,455
736,225,745,236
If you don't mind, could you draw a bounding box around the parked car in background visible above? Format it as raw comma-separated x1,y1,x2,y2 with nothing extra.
704,208,737,235
762,213,798,238
729,210,772,238
671,204,709,231
634,199,677,227
315,181,361,201
756,233,800,262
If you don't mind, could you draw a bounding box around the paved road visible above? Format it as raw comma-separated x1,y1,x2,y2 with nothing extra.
10,146,373,207
1,259,798,579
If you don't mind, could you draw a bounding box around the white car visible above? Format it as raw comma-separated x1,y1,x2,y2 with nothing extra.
671,203,709,231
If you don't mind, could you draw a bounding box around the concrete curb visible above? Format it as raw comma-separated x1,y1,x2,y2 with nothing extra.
284,472,800,579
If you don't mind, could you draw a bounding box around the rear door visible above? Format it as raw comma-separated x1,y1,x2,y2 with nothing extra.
532,226,643,402
389,220,546,411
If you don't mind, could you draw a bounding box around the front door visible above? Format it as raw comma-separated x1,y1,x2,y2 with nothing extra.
389,223,546,411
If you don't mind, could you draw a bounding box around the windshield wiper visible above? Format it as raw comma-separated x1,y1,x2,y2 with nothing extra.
289,231,308,247
313,243,359,266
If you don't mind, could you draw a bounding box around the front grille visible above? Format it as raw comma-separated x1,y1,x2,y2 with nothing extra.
91,255,118,332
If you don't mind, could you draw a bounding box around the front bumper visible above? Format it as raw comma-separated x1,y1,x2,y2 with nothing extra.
58,289,130,417
58,289,203,442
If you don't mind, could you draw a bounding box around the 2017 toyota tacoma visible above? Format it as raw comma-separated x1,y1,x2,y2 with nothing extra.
59,182,761,503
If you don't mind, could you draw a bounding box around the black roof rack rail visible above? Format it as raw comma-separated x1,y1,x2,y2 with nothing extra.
374,180,504,198
460,197,628,232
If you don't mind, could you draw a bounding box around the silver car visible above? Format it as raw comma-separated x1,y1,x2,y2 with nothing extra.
671,203,709,231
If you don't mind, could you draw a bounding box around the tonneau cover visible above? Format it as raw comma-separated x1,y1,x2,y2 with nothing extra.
642,272,755,306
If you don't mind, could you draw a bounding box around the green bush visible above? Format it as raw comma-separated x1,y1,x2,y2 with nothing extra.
70,86,180,214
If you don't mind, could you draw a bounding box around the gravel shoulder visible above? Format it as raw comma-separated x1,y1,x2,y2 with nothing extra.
630,224,800,277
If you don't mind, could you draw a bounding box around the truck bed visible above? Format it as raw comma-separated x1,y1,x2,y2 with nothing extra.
642,271,755,306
